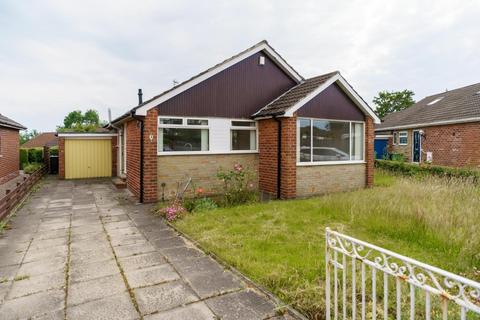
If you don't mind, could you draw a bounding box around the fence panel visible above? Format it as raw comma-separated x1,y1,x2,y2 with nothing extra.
325,228,480,320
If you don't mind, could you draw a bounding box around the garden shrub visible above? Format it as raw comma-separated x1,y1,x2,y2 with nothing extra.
217,163,257,206
27,148,43,163
375,160,480,183
390,153,405,162
49,147,59,156
23,163,42,174
184,197,218,212
19,149,28,169
158,199,186,222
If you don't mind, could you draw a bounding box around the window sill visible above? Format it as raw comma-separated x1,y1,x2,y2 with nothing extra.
296,160,366,166
158,150,259,156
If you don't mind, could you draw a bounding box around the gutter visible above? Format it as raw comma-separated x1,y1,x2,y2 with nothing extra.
273,116,282,199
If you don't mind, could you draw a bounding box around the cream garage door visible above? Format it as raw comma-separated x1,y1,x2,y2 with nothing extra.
65,139,112,179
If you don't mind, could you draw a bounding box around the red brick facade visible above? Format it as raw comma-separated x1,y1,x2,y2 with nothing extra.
142,109,158,203
0,127,21,185
365,117,374,187
126,120,141,198
385,122,480,167
258,117,297,199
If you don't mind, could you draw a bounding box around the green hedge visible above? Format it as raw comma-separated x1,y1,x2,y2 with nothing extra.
19,149,28,169
20,147,44,169
49,147,59,156
375,160,480,182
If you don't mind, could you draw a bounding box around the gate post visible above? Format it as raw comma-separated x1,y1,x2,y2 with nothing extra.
325,228,331,320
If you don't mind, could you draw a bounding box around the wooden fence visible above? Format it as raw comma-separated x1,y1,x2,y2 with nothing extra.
0,165,48,222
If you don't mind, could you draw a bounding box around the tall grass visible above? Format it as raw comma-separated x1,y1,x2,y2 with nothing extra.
174,170,480,319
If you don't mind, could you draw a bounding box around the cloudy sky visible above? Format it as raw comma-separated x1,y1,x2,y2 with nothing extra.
1,0,479,132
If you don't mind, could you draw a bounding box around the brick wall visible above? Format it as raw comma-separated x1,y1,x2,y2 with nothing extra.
389,129,413,161
157,154,258,200
0,127,20,185
143,109,158,203
126,119,141,199
257,117,296,199
296,164,366,197
365,117,374,187
58,137,65,179
422,122,480,167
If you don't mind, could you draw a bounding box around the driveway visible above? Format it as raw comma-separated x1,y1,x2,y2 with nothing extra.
0,178,293,320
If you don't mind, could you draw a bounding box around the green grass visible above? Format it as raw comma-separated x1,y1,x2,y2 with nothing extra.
173,170,480,319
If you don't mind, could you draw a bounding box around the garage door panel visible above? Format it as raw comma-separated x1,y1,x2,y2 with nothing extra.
65,139,112,179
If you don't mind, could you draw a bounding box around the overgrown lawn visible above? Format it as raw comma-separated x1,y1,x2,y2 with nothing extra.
173,170,480,319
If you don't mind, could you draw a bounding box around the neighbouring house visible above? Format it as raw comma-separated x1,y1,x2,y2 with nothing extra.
59,40,380,202
0,114,26,184
21,132,58,148
375,82,480,167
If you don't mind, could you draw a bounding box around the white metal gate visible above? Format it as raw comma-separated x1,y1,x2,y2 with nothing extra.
325,228,480,319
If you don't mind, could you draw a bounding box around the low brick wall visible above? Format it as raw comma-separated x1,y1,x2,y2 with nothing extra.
0,165,47,221
157,154,259,200
296,163,366,198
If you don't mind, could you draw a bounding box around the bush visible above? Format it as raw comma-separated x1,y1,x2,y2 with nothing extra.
217,163,257,206
27,148,43,163
184,197,218,212
158,199,186,222
23,162,42,174
375,160,480,183
19,149,28,169
390,153,405,162
49,147,59,156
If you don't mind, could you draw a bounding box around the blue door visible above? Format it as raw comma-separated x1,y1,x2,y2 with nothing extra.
413,131,421,162
374,139,388,159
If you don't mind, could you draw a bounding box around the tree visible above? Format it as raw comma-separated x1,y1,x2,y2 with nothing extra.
373,90,415,119
20,129,39,144
57,109,103,132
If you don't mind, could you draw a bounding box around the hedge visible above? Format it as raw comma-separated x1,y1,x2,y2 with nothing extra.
20,148,44,169
375,160,480,183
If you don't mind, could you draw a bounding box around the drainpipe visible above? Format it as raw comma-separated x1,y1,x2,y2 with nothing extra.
273,116,282,199
131,88,144,203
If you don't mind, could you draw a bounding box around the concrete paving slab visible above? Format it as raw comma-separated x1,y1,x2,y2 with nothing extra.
113,242,156,258
0,289,64,320
144,301,216,320
17,256,66,276
69,258,119,283
118,252,166,272
161,246,206,262
185,269,244,299
68,273,126,306
0,265,19,280
125,264,179,289
67,292,139,320
151,236,186,250
134,280,199,315
33,228,68,240
23,245,67,263
70,239,111,253
30,237,67,250
205,290,277,320
70,248,115,266
0,281,11,303
0,252,24,267
8,270,65,299
110,233,147,247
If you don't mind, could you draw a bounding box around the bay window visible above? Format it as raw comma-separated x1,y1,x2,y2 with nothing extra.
231,121,257,151
298,118,365,163
158,117,209,152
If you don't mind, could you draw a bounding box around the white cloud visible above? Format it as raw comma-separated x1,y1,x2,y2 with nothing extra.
0,0,479,131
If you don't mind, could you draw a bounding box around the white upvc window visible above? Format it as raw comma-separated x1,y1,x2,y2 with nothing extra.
230,121,257,151
297,118,365,165
398,131,408,145
158,117,209,153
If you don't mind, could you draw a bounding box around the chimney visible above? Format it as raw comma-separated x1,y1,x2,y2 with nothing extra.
138,89,143,105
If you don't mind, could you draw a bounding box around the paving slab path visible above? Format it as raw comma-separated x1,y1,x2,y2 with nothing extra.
0,177,297,320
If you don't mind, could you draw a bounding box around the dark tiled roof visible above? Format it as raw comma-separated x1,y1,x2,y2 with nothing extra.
58,127,113,134
376,82,480,130
252,71,339,118
111,40,303,124
0,114,26,130
21,132,58,148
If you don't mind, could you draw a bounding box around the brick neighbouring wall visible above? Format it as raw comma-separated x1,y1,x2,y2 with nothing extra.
0,127,20,185
43,146,50,173
297,164,366,196
258,117,296,199
126,119,141,199
421,122,480,167
111,136,118,177
58,137,65,179
157,154,259,200
365,117,374,187
143,108,158,203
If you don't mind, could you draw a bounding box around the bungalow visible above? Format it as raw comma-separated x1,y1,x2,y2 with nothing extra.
60,41,380,202
375,82,480,167
0,114,26,184
21,132,58,148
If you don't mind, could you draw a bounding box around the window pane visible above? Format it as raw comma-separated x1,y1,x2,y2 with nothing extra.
161,128,208,151
231,130,256,150
399,132,408,144
159,118,182,125
187,119,208,126
351,123,364,160
299,119,311,162
232,121,255,127
312,120,349,161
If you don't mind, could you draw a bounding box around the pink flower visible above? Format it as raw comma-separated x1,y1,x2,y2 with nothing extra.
197,187,204,194
234,163,243,172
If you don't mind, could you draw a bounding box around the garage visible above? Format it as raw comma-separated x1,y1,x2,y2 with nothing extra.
58,132,117,179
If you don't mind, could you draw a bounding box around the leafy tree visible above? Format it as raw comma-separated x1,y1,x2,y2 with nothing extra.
20,129,39,144
57,109,103,132
373,90,415,119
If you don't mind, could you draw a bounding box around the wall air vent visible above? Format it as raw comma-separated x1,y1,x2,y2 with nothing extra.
259,56,265,66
